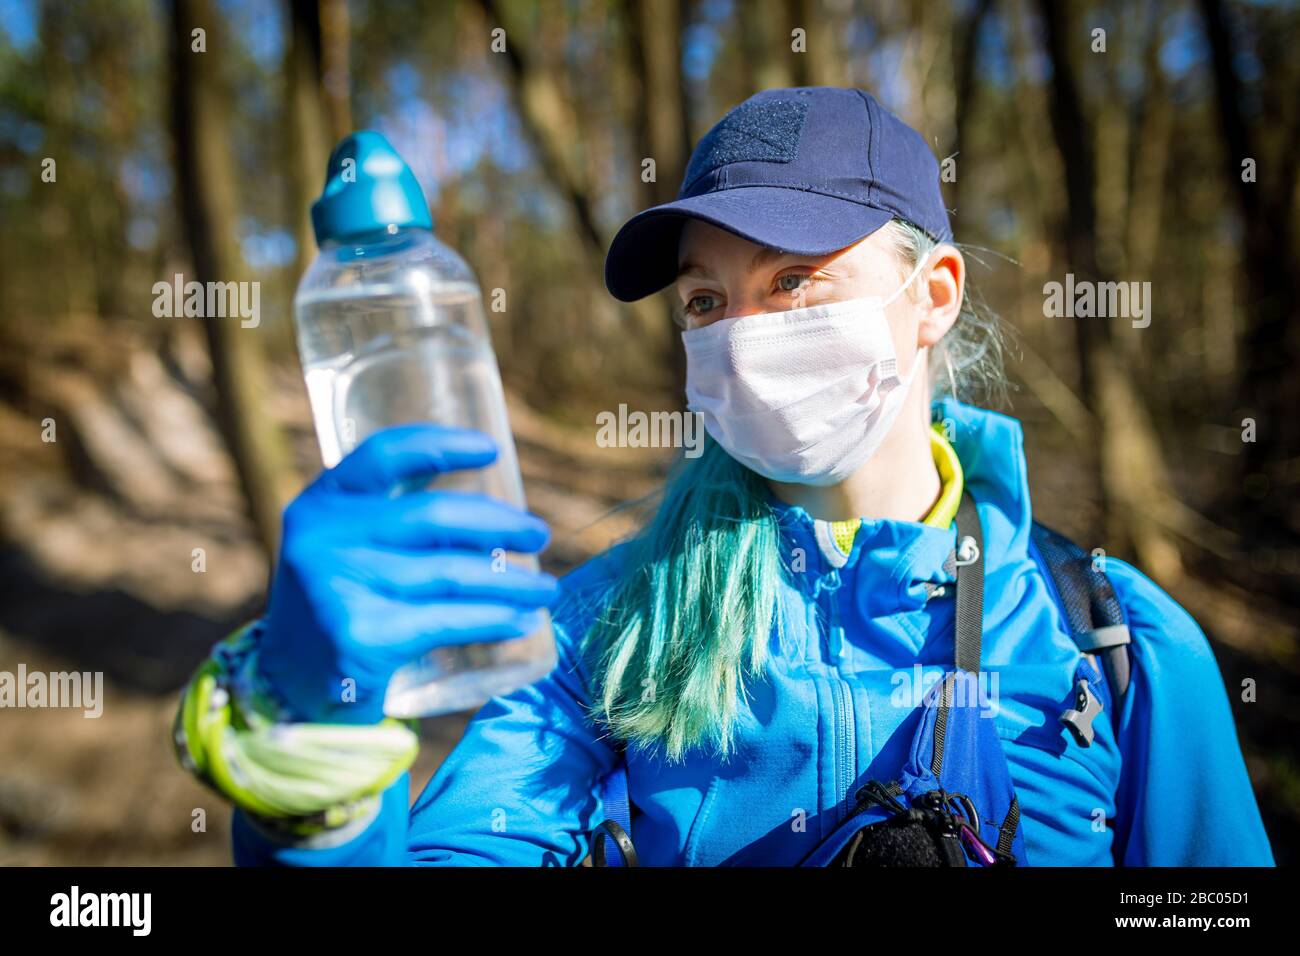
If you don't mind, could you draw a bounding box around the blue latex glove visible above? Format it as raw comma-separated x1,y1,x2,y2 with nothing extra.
258,423,559,725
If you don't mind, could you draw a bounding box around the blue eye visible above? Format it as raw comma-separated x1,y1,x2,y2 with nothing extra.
687,294,718,314
777,274,810,292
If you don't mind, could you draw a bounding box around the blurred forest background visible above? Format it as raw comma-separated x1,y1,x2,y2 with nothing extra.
0,0,1297,865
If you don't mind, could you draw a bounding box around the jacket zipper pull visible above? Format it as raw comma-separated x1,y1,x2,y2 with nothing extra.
829,621,845,660
821,569,845,660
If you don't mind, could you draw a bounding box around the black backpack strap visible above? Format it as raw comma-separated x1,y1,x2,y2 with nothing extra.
953,492,985,675
1028,521,1133,714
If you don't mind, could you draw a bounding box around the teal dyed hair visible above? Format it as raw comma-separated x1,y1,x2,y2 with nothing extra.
576,435,785,764
575,217,1008,763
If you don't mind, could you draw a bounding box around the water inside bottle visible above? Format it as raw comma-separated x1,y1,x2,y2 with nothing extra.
296,284,557,717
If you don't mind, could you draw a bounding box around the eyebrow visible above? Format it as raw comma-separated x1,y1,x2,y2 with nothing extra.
676,260,713,280
677,247,800,281
749,246,790,271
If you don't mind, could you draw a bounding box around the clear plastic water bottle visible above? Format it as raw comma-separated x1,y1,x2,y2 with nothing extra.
293,130,556,718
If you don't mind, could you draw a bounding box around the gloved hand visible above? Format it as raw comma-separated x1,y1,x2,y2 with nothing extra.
257,423,559,725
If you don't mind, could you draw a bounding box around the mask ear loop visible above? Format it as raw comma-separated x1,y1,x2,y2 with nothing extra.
945,347,959,399
884,253,935,388
881,252,932,309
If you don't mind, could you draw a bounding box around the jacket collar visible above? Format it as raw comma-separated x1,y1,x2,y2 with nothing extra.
767,399,1034,618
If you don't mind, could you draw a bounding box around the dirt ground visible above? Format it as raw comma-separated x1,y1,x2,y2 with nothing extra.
1,337,1295,865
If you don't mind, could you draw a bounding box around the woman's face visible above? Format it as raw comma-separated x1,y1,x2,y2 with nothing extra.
674,220,965,368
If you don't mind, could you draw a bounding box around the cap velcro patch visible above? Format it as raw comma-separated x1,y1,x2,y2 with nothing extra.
681,98,808,194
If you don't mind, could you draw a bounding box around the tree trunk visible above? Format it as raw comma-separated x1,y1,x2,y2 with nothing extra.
1198,0,1300,540
950,0,993,219
167,0,295,559
478,0,607,268
285,0,331,281
789,0,847,88
318,0,353,141
738,0,795,92
624,0,691,401
1036,0,1184,581
476,0,674,398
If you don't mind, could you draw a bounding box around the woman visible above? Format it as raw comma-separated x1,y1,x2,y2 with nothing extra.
179,88,1273,866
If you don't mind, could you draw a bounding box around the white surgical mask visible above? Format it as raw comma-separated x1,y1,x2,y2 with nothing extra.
682,256,928,486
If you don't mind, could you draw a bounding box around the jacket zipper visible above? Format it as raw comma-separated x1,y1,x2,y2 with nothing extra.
818,568,855,825
832,675,854,824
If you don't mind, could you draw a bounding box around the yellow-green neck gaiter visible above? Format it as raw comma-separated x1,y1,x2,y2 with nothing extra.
827,423,964,553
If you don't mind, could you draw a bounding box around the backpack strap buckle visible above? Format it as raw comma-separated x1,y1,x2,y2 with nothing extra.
591,819,638,867
1059,678,1104,747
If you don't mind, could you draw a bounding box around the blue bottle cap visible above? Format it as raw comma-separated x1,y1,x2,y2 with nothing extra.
310,130,433,245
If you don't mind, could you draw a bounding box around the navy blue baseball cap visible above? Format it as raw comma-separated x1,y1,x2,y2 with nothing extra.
604,87,952,302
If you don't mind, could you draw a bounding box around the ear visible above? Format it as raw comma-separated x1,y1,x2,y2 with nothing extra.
917,244,964,348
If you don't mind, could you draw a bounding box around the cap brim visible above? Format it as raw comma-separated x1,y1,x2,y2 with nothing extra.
604,187,895,302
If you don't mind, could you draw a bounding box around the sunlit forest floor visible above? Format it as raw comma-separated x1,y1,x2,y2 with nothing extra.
1,326,1295,865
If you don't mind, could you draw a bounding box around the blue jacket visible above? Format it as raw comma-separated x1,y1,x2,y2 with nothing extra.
233,400,1274,866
